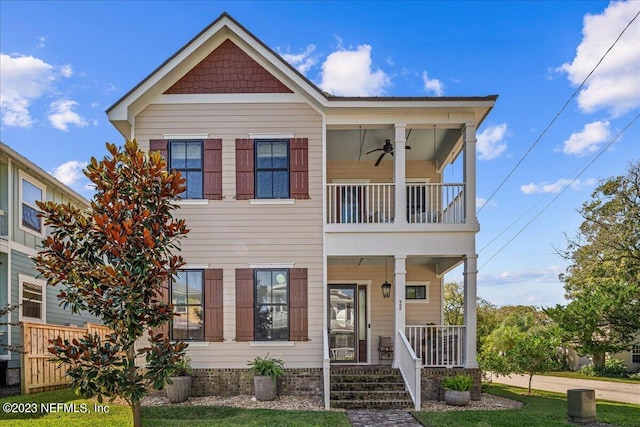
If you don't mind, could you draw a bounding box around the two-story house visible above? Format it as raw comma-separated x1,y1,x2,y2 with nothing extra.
107,13,496,410
0,142,95,387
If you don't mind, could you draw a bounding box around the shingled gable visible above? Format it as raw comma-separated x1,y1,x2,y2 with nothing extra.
106,12,327,138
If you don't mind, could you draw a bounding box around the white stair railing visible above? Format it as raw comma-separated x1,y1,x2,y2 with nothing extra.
405,325,465,367
397,329,421,411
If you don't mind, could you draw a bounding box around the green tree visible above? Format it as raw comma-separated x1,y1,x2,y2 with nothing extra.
559,160,640,296
34,141,189,427
443,282,464,325
551,161,640,369
546,280,640,369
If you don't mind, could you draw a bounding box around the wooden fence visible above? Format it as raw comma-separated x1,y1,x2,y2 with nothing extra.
21,322,112,395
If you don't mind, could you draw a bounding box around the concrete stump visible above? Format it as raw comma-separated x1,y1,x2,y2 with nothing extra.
567,389,596,424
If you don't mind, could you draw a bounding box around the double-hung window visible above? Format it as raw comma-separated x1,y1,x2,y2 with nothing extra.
170,270,204,341
255,139,289,199
19,171,46,235
255,269,289,341
632,344,640,364
169,141,203,199
19,275,46,323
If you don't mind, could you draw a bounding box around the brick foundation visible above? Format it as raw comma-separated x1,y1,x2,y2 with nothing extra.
191,368,323,398
421,368,482,401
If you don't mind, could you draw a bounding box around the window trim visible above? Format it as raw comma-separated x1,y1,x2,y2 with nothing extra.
254,139,290,199
170,269,205,341
632,343,640,364
18,170,46,237
254,268,290,341
18,274,47,323
168,140,204,200
405,281,430,303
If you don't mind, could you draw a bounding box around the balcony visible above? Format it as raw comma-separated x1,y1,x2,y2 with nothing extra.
326,183,465,225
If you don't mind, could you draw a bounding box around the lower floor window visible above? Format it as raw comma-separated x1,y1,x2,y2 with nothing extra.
171,270,204,341
19,275,46,322
255,269,289,341
632,344,640,364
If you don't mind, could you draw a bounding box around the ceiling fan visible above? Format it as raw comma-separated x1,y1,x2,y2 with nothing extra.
366,139,411,166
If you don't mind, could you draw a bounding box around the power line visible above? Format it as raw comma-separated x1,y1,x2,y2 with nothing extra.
479,112,640,270
477,8,640,214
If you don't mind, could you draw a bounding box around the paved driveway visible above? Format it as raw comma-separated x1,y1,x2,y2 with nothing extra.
490,373,640,405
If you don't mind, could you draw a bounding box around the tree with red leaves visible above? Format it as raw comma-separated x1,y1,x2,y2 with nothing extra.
34,140,189,427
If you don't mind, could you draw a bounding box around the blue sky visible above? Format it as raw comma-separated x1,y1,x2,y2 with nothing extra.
1,1,639,308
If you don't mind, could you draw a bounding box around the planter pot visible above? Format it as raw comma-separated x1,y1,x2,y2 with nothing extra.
166,376,192,403
253,375,278,401
444,390,470,406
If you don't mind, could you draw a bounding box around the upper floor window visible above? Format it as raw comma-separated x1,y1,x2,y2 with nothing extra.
169,141,203,199
255,269,289,341
170,269,204,341
255,139,289,199
19,170,46,235
19,274,46,323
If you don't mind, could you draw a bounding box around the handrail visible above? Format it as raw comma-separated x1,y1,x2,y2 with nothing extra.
397,329,421,411
406,325,465,367
323,330,330,410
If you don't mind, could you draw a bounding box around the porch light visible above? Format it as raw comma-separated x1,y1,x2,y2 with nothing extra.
381,281,392,299
381,256,392,298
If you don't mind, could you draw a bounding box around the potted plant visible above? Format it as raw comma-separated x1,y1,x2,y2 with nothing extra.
165,355,193,403
441,373,473,406
247,354,284,401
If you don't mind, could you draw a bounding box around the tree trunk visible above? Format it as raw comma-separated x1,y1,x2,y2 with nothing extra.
528,373,533,394
592,352,605,370
132,400,142,427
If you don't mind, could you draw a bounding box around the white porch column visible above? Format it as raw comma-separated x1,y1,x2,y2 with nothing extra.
463,124,478,225
392,254,407,368
394,124,407,224
463,255,478,368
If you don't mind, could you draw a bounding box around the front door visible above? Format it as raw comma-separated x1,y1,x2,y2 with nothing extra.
329,284,367,363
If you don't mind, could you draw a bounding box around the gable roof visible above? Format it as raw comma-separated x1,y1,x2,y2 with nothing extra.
107,12,497,137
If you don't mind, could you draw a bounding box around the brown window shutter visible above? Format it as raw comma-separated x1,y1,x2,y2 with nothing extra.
235,268,254,341
204,269,224,342
290,138,309,200
204,139,223,200
235,139,254,200
149,139,168,171
289,268,308,341
151,281,170,339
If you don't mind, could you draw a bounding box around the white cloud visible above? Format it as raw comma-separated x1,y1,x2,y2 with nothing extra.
480,265,564,286
477,198,497,209
51,160,88,187
558,1,640,116
477,123,508,160
37,36,47,49
280,45,317,74
421,71,444,96
319,44,391,96
48,99,88,131
59,64,73,78
0,53,55,127
562,120,611,156
520,177,596,195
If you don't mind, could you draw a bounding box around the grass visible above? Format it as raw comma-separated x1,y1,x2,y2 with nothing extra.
413,384,640,427
544,371,640,384
0,389,350,427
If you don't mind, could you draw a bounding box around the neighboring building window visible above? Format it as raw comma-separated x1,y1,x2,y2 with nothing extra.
255,139,289,199
19,275,46,323
632,344,640,364
170,270,204,341
406,282,429,301
255,269,289,340
19,171,46,235
169,141,203,199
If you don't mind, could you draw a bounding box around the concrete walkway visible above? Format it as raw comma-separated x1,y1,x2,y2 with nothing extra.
490,373,640,405
346,409,422,427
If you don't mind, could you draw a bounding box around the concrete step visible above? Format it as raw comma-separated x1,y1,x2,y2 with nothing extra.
331,399,413,410
331,381,406,392
331,389,411,401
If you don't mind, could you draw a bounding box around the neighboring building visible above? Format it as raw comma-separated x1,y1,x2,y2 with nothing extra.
611,338,640,373
0,142,94,386
107,13,497,409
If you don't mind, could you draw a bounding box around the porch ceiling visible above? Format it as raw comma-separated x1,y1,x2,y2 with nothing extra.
326,128,461,163
328,256,462,276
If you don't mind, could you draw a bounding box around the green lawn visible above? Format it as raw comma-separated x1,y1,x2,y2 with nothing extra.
0,389,350,427
413,384,640,427
544,371,640,384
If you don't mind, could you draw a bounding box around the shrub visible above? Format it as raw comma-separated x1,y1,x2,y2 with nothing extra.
168,356,193,377
248,354,285,378
579,359,628,378
441,374,473,391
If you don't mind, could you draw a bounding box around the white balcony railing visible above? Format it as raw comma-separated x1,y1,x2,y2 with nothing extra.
326,183,465,224
405,325,465,367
